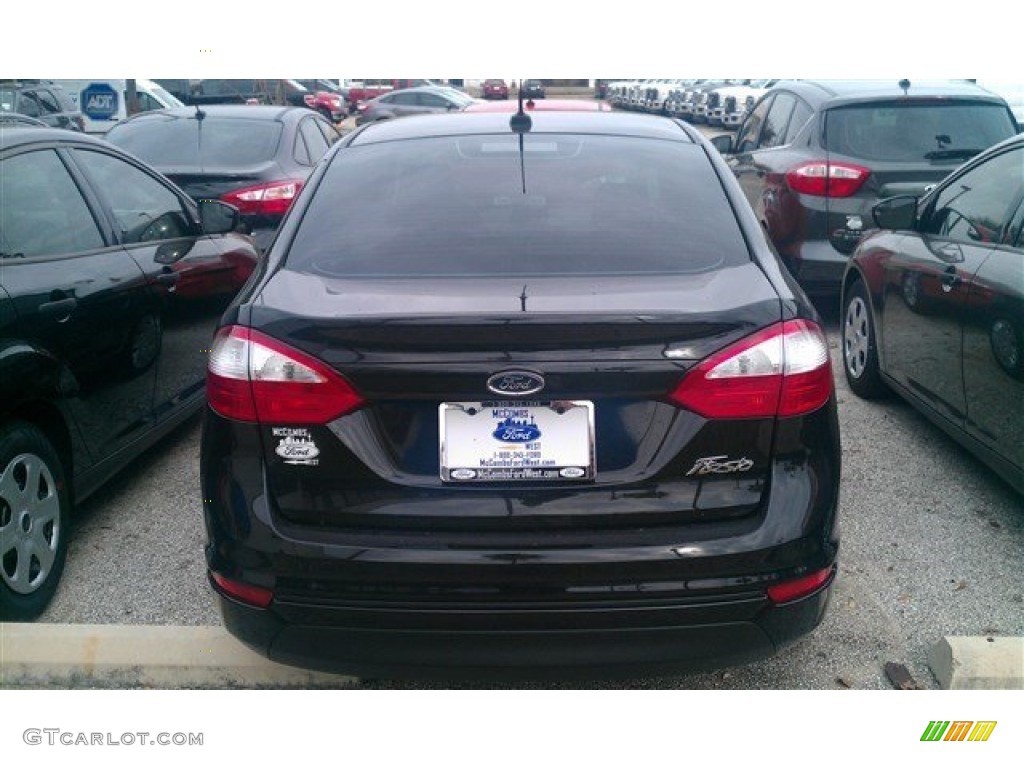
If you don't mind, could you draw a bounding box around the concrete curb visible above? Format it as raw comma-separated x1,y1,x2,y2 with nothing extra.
928,636,1024,690
3,624,1022,689
0,623,356,688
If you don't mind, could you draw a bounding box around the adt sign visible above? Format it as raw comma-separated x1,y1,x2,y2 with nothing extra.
80,82,119,120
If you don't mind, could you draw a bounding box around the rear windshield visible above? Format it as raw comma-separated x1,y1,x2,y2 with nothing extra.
285,133,750,278
106,115,282,167
825,101,1017,162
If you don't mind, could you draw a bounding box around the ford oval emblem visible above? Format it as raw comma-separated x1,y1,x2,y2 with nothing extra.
486,370,545,397
493,416,542,443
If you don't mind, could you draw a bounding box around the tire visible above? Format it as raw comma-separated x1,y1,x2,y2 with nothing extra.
842,279,887,398
0,421,71,620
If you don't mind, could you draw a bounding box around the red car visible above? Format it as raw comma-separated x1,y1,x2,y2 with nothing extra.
481,79,509,100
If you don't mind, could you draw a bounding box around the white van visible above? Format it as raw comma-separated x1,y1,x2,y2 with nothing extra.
48,79,184,134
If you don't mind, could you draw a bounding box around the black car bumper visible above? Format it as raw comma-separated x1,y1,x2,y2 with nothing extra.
202,402,840,680
214,575,833,680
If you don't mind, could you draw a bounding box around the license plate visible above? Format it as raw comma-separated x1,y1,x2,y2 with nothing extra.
440,401,595,482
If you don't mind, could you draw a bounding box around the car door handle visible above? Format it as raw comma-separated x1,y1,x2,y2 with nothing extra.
941,266,960,293
155,269,180,286
39,296,78,319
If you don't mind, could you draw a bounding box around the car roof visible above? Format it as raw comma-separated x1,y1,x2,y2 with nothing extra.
382,86,459,96
346,111,695,145
0,125,107,151
464,98,612,113
772,79,1011,108
116,104,310,124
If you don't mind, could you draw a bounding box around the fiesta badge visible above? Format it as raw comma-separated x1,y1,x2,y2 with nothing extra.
486,370,545,397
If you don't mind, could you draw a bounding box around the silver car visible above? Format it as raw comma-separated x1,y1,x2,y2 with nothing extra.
356,86,476,125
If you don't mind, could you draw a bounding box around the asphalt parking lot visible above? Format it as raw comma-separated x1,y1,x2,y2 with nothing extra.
30,307,1024,689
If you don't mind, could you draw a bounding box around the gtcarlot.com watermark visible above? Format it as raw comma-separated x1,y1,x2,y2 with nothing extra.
23,729,203,747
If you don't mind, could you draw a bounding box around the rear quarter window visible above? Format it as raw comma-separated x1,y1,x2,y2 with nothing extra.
284,134,751,278
824,101,1018,162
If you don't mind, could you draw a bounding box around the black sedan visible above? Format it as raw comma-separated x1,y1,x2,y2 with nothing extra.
841,132,1024,496
105,105,340,252
201,110,842,680
0,127,258,620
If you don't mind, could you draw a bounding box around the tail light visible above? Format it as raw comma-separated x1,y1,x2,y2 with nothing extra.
210,571,274,608
207,325,365,424
786,161,870,198
668,320,832,419
766,566,834,604
221,180,304,217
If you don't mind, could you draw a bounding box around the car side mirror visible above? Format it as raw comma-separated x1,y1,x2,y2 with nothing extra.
710,134,734,154
872,196,918,231
199,199,239,235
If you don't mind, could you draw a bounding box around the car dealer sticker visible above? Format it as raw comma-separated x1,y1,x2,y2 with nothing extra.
272,427,321,466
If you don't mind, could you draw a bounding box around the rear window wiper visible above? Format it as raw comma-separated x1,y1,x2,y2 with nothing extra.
923,148,983,161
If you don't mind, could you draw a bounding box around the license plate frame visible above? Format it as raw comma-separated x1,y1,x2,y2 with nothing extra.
439,400,595,483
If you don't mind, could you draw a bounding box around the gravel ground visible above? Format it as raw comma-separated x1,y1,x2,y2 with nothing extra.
37,310,1024,689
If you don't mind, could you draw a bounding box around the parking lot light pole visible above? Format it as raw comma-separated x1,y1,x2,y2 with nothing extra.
126,79,139,115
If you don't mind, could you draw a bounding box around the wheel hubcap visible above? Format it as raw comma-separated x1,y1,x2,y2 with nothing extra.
844,296,870,379
0,453,61,595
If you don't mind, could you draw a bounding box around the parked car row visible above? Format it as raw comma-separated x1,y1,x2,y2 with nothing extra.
155,79,348,123
605,79,779,129
2,77,1020,686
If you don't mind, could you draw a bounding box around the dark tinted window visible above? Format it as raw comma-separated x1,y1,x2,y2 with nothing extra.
295,118,330,166
825,102,1017,162
106,114,283,167
760,93,796,149
286,134,750,277
72,149,192,244
735,96,771,153
924,146,1024,245
0,149,105,258
315,118,341,146
785,99,813,144
390,92,418,105
418,92,449,108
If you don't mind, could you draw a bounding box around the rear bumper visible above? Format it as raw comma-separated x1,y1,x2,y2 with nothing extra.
784,240,851,295
202,396,841,679
215,571,833,680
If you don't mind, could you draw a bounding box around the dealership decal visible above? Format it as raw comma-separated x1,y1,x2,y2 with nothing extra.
272,428,320,465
